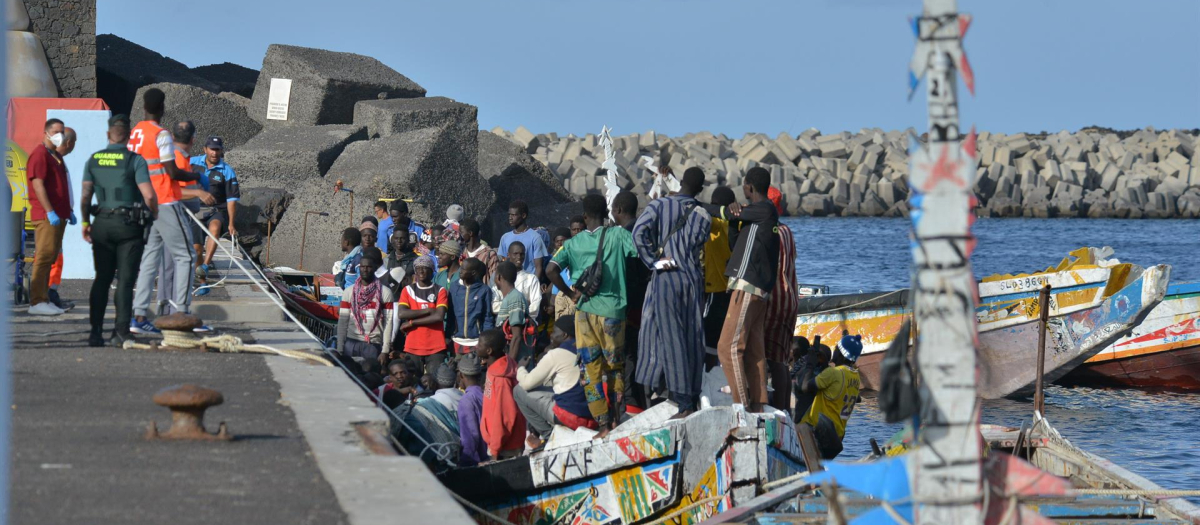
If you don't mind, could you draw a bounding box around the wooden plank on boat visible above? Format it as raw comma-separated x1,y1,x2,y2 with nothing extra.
529,426,675,487
697,477,812,524
795,424,823,473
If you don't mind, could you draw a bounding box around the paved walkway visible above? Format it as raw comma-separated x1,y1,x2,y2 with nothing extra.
9,276,472,524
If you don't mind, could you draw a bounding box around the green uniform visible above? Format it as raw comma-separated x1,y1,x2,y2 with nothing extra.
83,143,150,337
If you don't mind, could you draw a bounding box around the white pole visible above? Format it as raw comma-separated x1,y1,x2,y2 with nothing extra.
907,1,983,523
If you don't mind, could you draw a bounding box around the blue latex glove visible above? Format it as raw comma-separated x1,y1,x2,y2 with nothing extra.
46,210,61,226
68,212,77,225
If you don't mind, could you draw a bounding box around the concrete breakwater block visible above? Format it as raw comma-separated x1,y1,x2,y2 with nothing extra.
190,62,260,99
131,82,263,156
354,96,477,140
326,126,487,230
496,126,1198,219
250,44,426,127
477,130,574,211
224,124,367,184
97,34,220,115
255,176,355,273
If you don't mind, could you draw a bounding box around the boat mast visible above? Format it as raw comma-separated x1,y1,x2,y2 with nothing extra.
907,0,982,523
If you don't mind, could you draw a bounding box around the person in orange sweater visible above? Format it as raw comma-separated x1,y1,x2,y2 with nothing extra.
475,328,527,461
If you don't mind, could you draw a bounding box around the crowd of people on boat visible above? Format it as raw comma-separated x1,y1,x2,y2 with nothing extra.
330,165,867,466
24,88,866,466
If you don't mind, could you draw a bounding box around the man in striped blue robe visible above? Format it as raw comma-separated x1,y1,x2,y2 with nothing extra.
632,167,713,418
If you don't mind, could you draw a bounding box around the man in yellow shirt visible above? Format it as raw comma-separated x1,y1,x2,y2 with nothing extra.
800,335,863,459
702,186,736,366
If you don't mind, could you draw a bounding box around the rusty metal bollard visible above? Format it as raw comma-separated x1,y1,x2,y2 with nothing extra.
145,384,232,441
154,313,203,332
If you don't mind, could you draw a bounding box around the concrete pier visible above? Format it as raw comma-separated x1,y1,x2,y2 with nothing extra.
9,244,474,525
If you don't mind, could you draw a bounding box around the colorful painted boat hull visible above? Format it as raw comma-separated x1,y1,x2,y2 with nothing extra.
1061,282,1200,390
439,404,807,525
977,265,1169,398
794,264,1171,398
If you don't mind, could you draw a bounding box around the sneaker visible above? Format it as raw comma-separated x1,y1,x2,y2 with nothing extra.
197,264,210,280
193,287,210,297
110,331,135,348
28,302,64,316
129,318,160,334
193,324,213,333
48,289,75,311
88,329,105,347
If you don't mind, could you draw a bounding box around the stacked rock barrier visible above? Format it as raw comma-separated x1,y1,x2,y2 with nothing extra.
490,127,1200,219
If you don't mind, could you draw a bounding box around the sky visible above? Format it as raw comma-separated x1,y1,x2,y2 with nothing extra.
98,0,1199,138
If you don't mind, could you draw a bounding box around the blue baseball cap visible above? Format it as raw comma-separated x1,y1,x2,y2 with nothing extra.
204,136,224,150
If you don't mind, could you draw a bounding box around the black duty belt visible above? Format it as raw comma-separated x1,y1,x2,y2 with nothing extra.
95,207,132,216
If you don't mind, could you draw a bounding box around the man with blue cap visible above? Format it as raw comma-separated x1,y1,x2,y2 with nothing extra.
799,334,863,459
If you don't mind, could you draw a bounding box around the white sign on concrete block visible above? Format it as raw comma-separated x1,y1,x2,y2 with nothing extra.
266,78,292,121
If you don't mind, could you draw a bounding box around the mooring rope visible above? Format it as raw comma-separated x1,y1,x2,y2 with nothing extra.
175,208,461,471
122,328,331,366
643,495,727,525
1070,489,1200,497
759,470,811,491
179,207,325,345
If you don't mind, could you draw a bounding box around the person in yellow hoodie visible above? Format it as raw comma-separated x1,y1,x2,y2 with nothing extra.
702,186,736,366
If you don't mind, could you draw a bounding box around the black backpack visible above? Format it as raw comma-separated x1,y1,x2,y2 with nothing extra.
574,226,608,302
879,319,919,424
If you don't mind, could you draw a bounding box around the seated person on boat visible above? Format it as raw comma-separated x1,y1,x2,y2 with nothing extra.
514,315,597,450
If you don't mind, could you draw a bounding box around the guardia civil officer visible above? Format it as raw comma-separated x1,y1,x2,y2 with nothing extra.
79,114,159,347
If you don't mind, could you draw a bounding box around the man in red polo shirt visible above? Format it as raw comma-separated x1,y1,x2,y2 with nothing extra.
26,118,76,316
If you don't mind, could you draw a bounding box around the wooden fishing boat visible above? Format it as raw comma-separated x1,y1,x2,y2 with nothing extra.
793,249,1171,398
701,421,1200,524
438,403,809,525
265,268,340,321
1060,281,1200,390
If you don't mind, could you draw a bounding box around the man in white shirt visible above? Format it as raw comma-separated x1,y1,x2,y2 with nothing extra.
491,241,540,320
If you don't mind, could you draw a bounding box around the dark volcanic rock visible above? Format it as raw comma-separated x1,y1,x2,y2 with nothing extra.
223,124,367,185
249,44,426,128
130,82,263,156
96,34,217,115
190,62,260,99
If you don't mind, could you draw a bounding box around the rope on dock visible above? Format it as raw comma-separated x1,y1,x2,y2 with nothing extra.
122,329,332,366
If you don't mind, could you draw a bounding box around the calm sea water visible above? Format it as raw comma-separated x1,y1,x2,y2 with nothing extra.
778,217,1200,495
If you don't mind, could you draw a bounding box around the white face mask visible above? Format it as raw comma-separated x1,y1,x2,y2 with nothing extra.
48,133,64,148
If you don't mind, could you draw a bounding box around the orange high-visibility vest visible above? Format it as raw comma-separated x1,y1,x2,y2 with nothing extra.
128,120,180,205
175,150,189,188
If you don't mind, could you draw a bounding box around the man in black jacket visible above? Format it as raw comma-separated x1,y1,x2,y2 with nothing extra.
713,167,779,412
